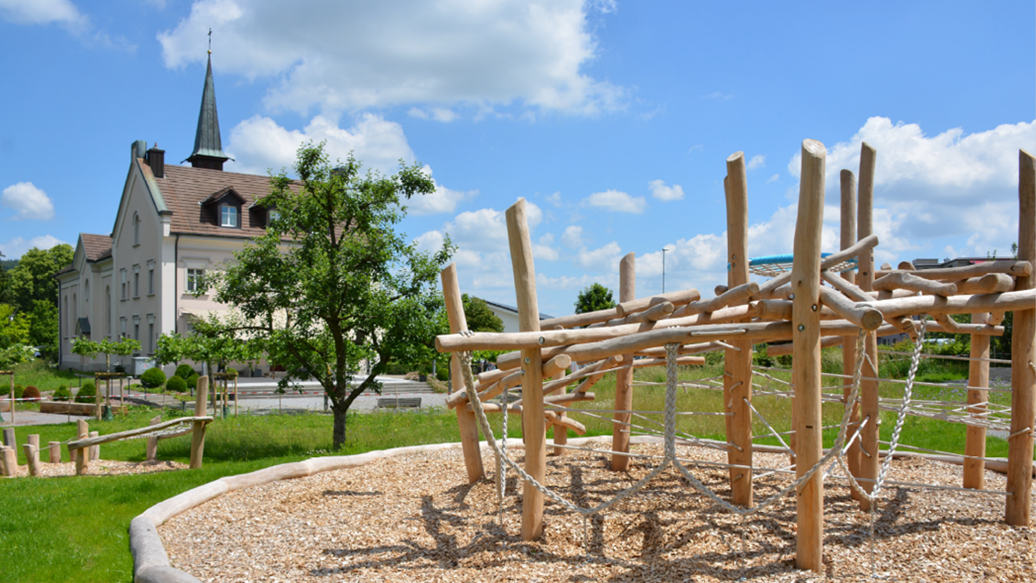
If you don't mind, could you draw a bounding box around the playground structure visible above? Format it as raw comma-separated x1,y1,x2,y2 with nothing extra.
435,142,1035,572
0,376,215,477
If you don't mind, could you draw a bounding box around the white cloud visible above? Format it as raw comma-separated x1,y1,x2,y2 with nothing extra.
746,154,766,171
562,225,584,248
766,173,779,183
576,241,622,270
545,192,563,207
406,166,477,216
786,116,1034,256
158,0,625,117
0,235,68,258
537,272,593,290
0,0,85,28
648,179,684,202
407,107,459,123
582,190,646,213
1,182,55,220
226,113,415,176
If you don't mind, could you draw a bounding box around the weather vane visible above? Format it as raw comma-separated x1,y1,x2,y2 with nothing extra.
208,28,212,54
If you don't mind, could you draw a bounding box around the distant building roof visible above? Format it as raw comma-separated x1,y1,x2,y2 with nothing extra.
479,298,553,321
80,233,112,261
913,257,1007,269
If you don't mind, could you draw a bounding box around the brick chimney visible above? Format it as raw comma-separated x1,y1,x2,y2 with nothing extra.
145,144,165,178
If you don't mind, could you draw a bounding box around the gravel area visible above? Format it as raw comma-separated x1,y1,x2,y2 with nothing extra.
7,458,187,477
160,445,1035,582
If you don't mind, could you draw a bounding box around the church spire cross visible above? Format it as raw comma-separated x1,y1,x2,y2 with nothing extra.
186,34,231,171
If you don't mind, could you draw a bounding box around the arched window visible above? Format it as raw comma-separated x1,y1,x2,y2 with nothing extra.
72,294,77,334
63,295,68,337
133,212,140,245
84,279,90,302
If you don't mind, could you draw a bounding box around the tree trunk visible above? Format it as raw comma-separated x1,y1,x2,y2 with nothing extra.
332,402,347,450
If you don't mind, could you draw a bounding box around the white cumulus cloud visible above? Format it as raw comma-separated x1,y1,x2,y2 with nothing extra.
0,0,85,28
747,154,766,170
562,225,584,248
1,182,55,220
648,179,684,202
576,241,622,270
582,190,646,213
0,235,68,258
158,0,625,117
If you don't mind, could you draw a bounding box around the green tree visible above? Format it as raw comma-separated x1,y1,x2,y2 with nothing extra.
71,337,141,372
155,315,253,379
0,251,13,305
26,300,59,360
464,295,504,333
7,244,73,312
208,142,450,450
0,304,30,349
575,282,616,314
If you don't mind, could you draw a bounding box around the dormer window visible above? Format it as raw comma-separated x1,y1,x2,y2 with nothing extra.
221,204,238,227
268,209,280,224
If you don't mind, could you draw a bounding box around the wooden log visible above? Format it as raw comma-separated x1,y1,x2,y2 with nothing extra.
963,312,991,490
818,286,883,330
27,434,39,466
875,260,1031,281
539,306,620,330
953,274,1015,295
1,446,16,477
671,282,760,319
543,356,619,397
793,139,826,573
765,320,1005,356
546,411,586,436
553,367,569,455
23,444,39,477
634,341,725,359
68,417,213,452
146,415,161,461
715,285,728,296
723,151,753,507
868,289,1034,319
614,288,700,318
873,272,958,296
857,141,880,512
545,391,595,405
821,270,919,334
48,441,61,463
840,169,861,494
597,300,674,327
74,419,89,475
446,355,572,409
190,376,209,470
89,431,99,461
1007,149,1035,527
506,199,547,541
613,252,636,471
1,428,13,448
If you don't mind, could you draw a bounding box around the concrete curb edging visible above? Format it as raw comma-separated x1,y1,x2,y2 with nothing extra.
128,435,623,583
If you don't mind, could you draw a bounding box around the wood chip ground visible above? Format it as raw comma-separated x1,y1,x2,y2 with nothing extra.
160,445,1035,582
6,458,187,478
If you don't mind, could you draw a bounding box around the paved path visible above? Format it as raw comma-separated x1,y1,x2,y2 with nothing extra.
0,410,91,427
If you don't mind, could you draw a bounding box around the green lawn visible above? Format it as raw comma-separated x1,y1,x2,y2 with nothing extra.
0,352,1026,583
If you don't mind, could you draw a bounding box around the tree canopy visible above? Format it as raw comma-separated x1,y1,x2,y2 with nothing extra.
463,295,504,333
0,244,72,362
207,142,451,449
575,282,616,314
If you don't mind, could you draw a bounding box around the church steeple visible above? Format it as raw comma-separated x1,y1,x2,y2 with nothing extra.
186,49,231,171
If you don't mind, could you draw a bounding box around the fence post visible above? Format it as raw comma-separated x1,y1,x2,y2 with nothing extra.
23,444,39,477
189,376,209,469
48,441,61,463
74,419,89,475
612,252,635,471
146,415,161,461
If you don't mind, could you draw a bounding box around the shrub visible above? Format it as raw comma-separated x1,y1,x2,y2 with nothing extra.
140,367,167,389
75,381,97,403
12,385,23,399
226,368,240,378
186,373,200,391
114,364,126,373
166,375,188,393
21,385,40,401
52,385,71,401
427,377,448,393
174,364,195,379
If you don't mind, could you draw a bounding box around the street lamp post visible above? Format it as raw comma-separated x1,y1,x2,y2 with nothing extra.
661,245,675,293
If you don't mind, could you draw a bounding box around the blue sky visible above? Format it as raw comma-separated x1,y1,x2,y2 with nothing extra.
0,0,1032,317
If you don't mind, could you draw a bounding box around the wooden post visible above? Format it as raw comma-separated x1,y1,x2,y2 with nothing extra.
48,441,61,463
74,419,89,475
23,444,39,476
95,374,103,420
1,446,15,477
840,169,862,497
612,252,636,471
441,263,485,484
506,198,547,541
190,376,209,469
553,367,568,455
724,152,754,506
7,372,13,425
793,139,826,573
1,428,13,449
89,431,99,461
963,312,991,489
146,415,161,461
234,376,238,417
857,141,881,511
1006,149,1035,526
27,434,39,466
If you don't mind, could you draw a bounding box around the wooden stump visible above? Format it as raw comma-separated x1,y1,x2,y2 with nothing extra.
1,446,16,477
506,198,546,541
146,415,161,462
23,444,39,477
89,431,99,461
792,139,826,573
74,420,89,475
2,428,14,448
48,441,61,463
190,376,209,469
612,252,635,471
27,434,39,466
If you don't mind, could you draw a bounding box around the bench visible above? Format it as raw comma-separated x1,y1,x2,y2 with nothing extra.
377,397,422,409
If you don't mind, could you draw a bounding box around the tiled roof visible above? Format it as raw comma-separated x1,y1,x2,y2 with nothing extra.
80,233,112,262
151,161,293,238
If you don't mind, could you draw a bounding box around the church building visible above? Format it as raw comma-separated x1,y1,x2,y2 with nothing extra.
56,56,279,373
